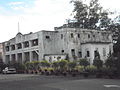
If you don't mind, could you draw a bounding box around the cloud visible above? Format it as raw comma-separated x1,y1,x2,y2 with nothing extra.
8,2,24,6
8,1,28,11
2,0,120,43
11,6,26,10
0,0,74,42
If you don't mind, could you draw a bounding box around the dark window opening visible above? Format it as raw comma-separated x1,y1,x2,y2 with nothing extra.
78,34,80,38
93,35,95,37
32,39,38,46
61,50,64,53
71,33,74,38
24,41,29,48
71,49,75,56
87,51,90,57
61,34,63,39
94,50,100,59
57,56,61,60
46,36,50,39
11,54,16,64
88,34,90,38
5,46,9,51
11,45,15,50
78,51,82,58
17,43,22,49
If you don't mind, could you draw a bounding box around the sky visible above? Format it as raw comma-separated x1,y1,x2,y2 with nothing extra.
0,0,120,42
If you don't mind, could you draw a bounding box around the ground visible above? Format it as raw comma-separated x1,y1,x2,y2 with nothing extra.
0,74,120,90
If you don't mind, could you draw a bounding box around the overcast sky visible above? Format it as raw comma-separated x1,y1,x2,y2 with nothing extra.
0,0,120,42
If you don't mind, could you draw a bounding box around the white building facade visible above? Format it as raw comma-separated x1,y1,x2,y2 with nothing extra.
2,28,113,64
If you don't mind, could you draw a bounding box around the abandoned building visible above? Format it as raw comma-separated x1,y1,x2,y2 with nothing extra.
0,43,3,62
2,28,113,64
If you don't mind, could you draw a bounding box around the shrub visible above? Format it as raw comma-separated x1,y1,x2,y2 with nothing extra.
68,61,77,70
86,65,97,74
52,61,59,70
40,60,50,68
93,59,103,70
78,59,90,69
58,60,68,71
75,66,84,72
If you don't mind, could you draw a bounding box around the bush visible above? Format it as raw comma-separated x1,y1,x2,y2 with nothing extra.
86,65,97,75
58,60,68,71
75,66,84,72
78,59,90,69
68,61,77,70
40,60,50,68
52,61,59,70
93,59,103,70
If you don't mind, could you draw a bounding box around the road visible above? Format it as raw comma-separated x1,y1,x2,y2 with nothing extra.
0,74,120,90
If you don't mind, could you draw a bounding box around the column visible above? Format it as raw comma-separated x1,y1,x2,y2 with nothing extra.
16,54,18,63
29,41,32,47
9,54,12,64
30,51,33,62
22,53,24,63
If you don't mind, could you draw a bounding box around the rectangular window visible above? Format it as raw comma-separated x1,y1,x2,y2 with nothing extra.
24,41,29,48
61,34,63,39
78,34,80,38
71,49,75,56
87,51,90,57
17,43,22,49
46,36,50,39
31,39,38,46
71,33,74,38
93,35,95,37
11,45,15,50
5,46,9,51
78,51,82,58
88,34,90,38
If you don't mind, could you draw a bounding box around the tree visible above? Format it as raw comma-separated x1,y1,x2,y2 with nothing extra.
93,59,103,70
105,56,115,68
71,0,111,29
0,62,6,72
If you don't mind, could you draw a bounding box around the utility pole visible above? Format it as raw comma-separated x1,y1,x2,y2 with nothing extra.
18,22,20,33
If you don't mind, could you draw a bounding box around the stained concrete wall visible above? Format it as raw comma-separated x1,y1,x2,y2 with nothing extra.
2,28,113,64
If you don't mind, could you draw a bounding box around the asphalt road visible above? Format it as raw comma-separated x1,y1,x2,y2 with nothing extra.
0,74,120,90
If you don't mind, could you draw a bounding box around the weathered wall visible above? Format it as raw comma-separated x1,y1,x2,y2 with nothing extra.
2,28,113,64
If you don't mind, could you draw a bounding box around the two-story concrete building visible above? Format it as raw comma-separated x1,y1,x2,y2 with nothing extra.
2,28,113,64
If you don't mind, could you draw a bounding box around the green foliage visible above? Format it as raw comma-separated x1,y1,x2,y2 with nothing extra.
68,61,77,70
78,59,90,68
86,65,97,74
105,57,115,68
52,61,59,70
71,0,111,29
75,66,84,72
25,61,40,70
86,65,97,70
0,62,7,71
40,60,50,68
93,59,103,69
58,60,68,70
